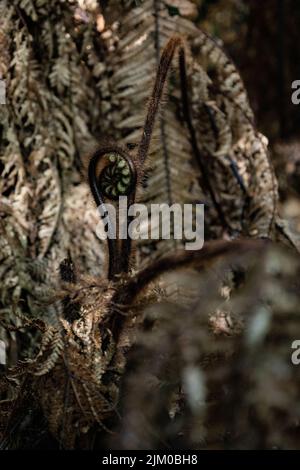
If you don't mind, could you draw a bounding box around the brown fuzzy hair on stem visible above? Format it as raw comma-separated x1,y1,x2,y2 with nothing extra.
86,35,220,280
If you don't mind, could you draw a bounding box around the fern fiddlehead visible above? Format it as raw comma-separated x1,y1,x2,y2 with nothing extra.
99,152,136,200
88,36,198,282
88,145,137,280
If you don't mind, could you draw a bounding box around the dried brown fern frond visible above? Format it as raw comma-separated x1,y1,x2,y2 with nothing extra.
0,0,108,333
0,237,264,449
100,0,282,253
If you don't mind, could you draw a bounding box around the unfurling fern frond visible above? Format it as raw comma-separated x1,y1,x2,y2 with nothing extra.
100,0,280,260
